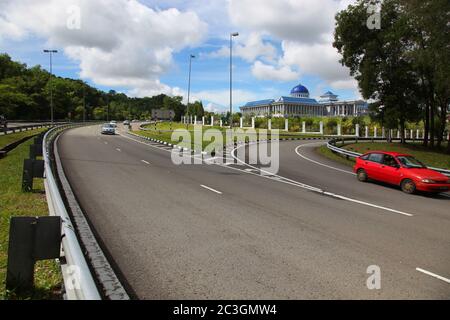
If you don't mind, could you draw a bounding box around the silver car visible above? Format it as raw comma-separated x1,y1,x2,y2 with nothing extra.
101,123,116,135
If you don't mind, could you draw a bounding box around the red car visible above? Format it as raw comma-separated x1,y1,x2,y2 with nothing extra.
354,151,450,194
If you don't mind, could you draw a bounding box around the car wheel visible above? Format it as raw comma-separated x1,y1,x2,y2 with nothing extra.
401,179,416,194
357,169,368,182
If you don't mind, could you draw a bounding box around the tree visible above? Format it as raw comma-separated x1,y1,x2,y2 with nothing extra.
334,0,421,143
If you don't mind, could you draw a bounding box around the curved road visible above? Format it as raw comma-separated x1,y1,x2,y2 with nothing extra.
57,125,450,299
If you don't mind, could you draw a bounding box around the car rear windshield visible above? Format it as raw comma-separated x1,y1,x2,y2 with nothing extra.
396,156,426,168
103,124,114,128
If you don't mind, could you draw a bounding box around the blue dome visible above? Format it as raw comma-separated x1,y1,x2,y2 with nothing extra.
290,84,309,95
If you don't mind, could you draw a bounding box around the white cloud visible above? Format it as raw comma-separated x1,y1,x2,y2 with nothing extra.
228,0,359,94
0,0,207,95
207,32,277,63
251,60,299,82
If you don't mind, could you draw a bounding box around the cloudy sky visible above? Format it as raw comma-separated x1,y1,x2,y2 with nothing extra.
0,0,359,112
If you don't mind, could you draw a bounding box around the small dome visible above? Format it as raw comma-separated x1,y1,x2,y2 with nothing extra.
291,84,309,95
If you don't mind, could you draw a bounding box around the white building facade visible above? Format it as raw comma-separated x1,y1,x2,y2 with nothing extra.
240,84,368,118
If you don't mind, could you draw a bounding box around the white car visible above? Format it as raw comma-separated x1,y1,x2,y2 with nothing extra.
110,120,117,128
101,123,116,135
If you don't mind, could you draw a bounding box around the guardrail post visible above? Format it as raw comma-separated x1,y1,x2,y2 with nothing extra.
6,216,62,292
29,144,43,160
22,159,45,192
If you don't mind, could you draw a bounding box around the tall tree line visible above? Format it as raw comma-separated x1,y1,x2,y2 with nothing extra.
0,53,192,121
334,0,450,152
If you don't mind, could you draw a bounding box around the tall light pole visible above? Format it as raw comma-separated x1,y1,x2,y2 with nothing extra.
187,54,195,128
230,32,239,128
43,49,58,124
83,83,86,122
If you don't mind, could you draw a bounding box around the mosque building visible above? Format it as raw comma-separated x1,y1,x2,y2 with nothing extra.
240,83,368,118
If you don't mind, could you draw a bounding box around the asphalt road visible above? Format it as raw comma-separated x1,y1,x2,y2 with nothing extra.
57,125,450,299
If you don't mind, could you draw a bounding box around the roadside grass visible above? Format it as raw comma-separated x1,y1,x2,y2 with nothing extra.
343,142,450,169
0,138,62,300
0,128,47,150
134,125,324,151
317,145,355,167
317,142,450,170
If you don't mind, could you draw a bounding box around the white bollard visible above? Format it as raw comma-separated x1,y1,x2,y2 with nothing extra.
202,116,205,126
220,120,223,127
416,129,420,139
302,121,306,134
365,126,369,138
320,121,324,135
252,117,255,129
194,116,197,125
240,118,243,128
355,124,360,137
337,124,341,136
268,119,272,131
374,127,377,138
285,119,289,132
211,116,214,126
382,127,385,138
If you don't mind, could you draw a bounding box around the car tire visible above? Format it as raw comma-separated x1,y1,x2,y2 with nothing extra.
401,179,416,194
357,169,368,182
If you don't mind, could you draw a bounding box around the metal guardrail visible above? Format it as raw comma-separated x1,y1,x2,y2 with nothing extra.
327,138,450,177
1,123,55,135
43,125,101,300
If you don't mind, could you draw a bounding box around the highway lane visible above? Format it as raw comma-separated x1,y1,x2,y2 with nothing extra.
57,125,450,299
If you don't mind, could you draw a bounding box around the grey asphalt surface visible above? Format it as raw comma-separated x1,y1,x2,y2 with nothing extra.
57,125,450,299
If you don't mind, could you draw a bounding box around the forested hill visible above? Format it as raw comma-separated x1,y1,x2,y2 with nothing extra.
0,53,191,121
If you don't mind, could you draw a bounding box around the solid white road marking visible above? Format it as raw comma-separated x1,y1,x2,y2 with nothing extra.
231,142,414,217
416,268,450,284
295,143,356,175
141,160,150,165
200,185,223,194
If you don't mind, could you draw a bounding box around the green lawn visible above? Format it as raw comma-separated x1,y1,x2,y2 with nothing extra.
0,138,62,299
317,142,450,170
343,142,450,169
317,145,356,167
0,128,47,150
134,124,325,151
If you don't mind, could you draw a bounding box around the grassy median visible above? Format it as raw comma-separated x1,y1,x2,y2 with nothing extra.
317,141,450,170
0,136,62,299
0,128,48,150
136,123,324,151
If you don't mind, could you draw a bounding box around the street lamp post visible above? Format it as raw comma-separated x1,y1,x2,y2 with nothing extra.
230,32,239,129
187,54,195,129
43,49,58,124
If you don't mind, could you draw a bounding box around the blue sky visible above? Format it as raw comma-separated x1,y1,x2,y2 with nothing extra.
0,0,360,113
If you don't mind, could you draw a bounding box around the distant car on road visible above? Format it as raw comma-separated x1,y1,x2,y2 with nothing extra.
354,151,450,194
109,120,117,128
123,120,130,126
101,123,116,135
